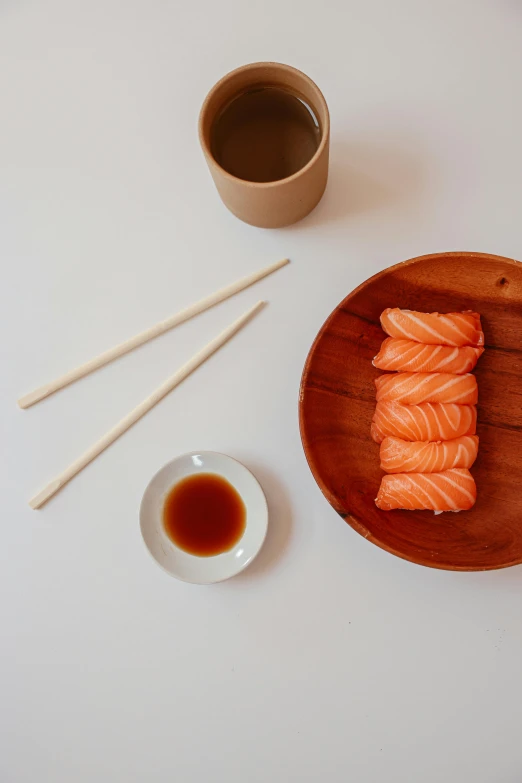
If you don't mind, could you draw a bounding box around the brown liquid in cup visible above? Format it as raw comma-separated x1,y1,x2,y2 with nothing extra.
210,86,321,183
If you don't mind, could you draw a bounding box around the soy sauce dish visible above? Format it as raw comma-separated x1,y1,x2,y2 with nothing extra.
140,452,268,584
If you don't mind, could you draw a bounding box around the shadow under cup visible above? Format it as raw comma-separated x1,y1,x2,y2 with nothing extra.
199,62,330,229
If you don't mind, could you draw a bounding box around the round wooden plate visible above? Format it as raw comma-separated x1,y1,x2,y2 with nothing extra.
299,252,522,571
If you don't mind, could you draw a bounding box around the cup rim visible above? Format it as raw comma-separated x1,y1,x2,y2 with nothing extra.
198,61,330,189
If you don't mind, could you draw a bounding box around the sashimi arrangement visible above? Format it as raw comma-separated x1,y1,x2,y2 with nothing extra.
372,308,484,513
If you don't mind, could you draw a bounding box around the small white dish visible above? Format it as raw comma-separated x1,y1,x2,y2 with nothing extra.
140,451,268,584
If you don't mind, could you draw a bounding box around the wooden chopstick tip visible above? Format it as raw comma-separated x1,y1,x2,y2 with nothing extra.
230,299,266,330
17,394,33,410
275,258,290,272
250,300,267,316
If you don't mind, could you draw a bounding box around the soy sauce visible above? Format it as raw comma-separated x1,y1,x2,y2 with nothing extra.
210,85,321,183
163,473,246,557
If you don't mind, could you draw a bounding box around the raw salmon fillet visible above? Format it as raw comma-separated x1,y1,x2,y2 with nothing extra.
375,468,477,511
380,435,479,473
371,401,477,443
380,308,484,347
375,372,478,405
373,338,484,374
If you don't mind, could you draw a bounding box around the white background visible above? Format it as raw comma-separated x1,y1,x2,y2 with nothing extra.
2,2,522,781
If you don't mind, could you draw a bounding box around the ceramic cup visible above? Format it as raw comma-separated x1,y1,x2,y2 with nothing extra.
198,62,330,229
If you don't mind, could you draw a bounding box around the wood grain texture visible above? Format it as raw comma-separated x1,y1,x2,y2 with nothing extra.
299,252,522,571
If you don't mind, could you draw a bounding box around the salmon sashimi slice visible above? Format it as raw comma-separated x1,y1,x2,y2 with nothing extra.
371,401,477,443
380,308,484,347
375,468,477,511
373,338,484,374
380,435,479,473
375,372,478,405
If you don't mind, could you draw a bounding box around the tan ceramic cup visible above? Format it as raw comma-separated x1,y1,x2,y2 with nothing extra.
199,62,330,228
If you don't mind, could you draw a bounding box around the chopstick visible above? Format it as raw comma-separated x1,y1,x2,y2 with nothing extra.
18,258,288,409
29,301,265,509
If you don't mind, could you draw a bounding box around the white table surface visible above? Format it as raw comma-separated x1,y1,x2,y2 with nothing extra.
2,2,522,781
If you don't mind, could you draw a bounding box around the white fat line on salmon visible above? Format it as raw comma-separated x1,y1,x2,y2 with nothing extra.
403,341,428,358
421,374,474,403
438,314,473,344
440,402,460,432
384,340,422,363
415,403,432,440
448,386,477,403
452,442,465,468
412,443,431,470
388,408,418,440
438,472,476,505
452,312,484,344
433,347,460,369
400,373,438,402
407,344,434,370
385,312,423,342
396,311,453,343
385,342,431,370
441,441,448,470
378,372,415,396
416,445,430,470
421,474,458,510
416,443,433,472
376,373,427,401
389,485,412,507
403,404,423,439
420,344,442,368
409,475,439,508
382,439,419,470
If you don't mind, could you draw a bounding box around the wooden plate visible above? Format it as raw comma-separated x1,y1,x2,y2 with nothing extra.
299,252,522,571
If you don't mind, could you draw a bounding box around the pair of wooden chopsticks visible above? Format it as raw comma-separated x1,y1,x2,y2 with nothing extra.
22,258,289,509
